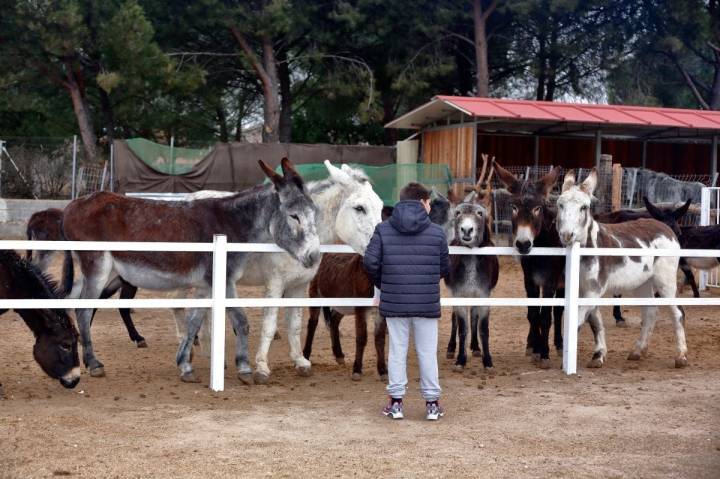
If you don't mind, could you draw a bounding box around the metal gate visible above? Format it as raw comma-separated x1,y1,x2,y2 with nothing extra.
700,187,720,288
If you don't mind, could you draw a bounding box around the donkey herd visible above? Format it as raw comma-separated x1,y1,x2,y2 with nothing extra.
2,154,720,396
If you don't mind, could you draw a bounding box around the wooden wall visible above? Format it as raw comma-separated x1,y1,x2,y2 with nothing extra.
422,127,474,195
474,134,717,175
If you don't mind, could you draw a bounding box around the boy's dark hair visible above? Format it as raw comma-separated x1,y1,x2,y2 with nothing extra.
399,182,430,201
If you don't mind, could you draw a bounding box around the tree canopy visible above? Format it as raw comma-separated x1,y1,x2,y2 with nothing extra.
0,0,718,153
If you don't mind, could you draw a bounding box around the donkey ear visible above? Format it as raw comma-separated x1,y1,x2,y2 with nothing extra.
562,169,576,192
493,161,520,193
643,196,664,220
673,199,692,220
259,159,285,188
579,168,598,195
447,189,460,206
538,166,561,198
280,158,303,181
324,159,351,185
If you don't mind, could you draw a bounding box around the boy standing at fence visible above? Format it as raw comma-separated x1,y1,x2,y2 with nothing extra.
363,183,450,421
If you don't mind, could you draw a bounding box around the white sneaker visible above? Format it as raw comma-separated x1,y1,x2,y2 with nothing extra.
425,402,445,421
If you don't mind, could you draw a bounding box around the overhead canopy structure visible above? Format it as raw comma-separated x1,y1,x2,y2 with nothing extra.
386,95,720,141
385,96,720,184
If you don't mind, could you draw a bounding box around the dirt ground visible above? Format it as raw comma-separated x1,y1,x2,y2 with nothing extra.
1,257,719,478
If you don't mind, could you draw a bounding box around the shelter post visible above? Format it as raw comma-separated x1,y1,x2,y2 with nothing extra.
0,140,4,197
712,135,717,179
611,163,623,211
533,136,539,169
642,141,647,169
595,130,602,170
109,142,114,192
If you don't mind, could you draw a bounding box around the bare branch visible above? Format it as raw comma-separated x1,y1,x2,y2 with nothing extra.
481,0,499,22
229,26,272,88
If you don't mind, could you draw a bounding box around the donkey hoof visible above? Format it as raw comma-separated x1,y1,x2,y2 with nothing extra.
525,347,534,357
615,320,628,328
675,357,688,369
89,366,105,378
586,358,604,369
335,357,345,365
538,359,552,370
296,366,312,377
136,339,148,348
379,374,388,382
472,350,482,358
180,372,200,383
273,332,282,341
253,372,269,385
531,353,541,363
627,351,642,361
238,372,254,385
556,348,563,357
446,351,455,359
452,364,465,373
351,372,362,381
193,337,200,346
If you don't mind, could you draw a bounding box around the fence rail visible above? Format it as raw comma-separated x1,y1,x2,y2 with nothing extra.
1,239,718,392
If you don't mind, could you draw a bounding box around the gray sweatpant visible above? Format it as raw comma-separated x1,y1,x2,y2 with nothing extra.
386,316,441,402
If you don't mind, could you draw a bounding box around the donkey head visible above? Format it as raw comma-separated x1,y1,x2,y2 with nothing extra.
452,202,488,248
644,196,691,239
324,160,383,255
495,161,561,254
32,309,81,389
557,168,598,246
259,158,321,268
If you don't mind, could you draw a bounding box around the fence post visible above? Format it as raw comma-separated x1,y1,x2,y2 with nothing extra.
700,188,711,290
210,234,227,392
109,142,114,192
562,242,580,375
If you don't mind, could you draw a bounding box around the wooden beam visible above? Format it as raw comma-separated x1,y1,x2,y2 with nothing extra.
611,163,623,211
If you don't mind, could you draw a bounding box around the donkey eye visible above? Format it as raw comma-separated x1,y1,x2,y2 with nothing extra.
580,205,588,212
290,214,300,222
533,206,542,216
354,205,366,214
60,344,71,353
511,205,518,214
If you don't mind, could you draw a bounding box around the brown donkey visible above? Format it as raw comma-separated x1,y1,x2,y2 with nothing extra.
62,158,321,383
303,253,387,381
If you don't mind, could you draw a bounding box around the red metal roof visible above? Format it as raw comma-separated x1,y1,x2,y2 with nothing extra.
385,95,720,134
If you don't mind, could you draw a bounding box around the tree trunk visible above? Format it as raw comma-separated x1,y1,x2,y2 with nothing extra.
235,96,244,141
544,28,559,101
216,105,229,142
98,89,115,144
473,0,497,97
710,50,720,110
229,26,280,143
278,49,293,142
65,66,97,163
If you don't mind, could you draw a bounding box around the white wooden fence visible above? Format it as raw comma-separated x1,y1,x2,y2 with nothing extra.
700,186,720,289
1,239,719,392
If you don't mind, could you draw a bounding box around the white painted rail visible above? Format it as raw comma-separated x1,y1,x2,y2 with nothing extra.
2,238,719,391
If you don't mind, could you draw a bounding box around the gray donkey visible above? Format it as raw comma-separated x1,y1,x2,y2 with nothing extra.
445,197,499,371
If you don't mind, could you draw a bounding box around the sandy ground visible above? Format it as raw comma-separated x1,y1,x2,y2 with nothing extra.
1,257,719,478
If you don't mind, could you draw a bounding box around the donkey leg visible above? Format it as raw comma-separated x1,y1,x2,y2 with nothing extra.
283,283,313,376
553,289,564,355
586,308,607,368
303,307,321,360
470,309,481,357
453,307,469,372
524,277,541,359
680,260,700,298
537,287,555,368
76,253,113,377
329,310,346,364
351,308,368,381
117,282,147,348
175,306,207,383
254,282,283,384
478,306,493,369
374,312,388,380
446,311,457,359
656,274,689,368
628,305,657,362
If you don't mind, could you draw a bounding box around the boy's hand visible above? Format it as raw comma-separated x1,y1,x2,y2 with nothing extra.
372,287,381,307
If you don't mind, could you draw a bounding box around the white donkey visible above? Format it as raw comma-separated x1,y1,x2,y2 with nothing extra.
177,161,383,383
556,168,688,369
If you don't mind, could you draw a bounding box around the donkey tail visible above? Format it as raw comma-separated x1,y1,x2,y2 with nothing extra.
59,225,74,297
322,307,334,329
25,224,33,261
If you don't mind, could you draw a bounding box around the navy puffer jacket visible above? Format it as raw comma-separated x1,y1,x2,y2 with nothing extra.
363,200,450,319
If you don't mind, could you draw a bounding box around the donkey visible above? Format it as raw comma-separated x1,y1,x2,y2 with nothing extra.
0,250,80,394
62,158,321,383
303,253,387,381
557,169,688,368
26,207,148,348
445,201,499,371
173,160,383,384
643,197,720,292
494,162,565,368
301,189,452,381
597,200,696,324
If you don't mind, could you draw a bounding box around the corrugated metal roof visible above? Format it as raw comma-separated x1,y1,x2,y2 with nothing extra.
385,96,720,135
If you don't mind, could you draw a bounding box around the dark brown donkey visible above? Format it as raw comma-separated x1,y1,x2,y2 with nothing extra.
303,253,387,381
494,162,564,368
0,250,80,395
26,207,147,347
62,158,321,383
